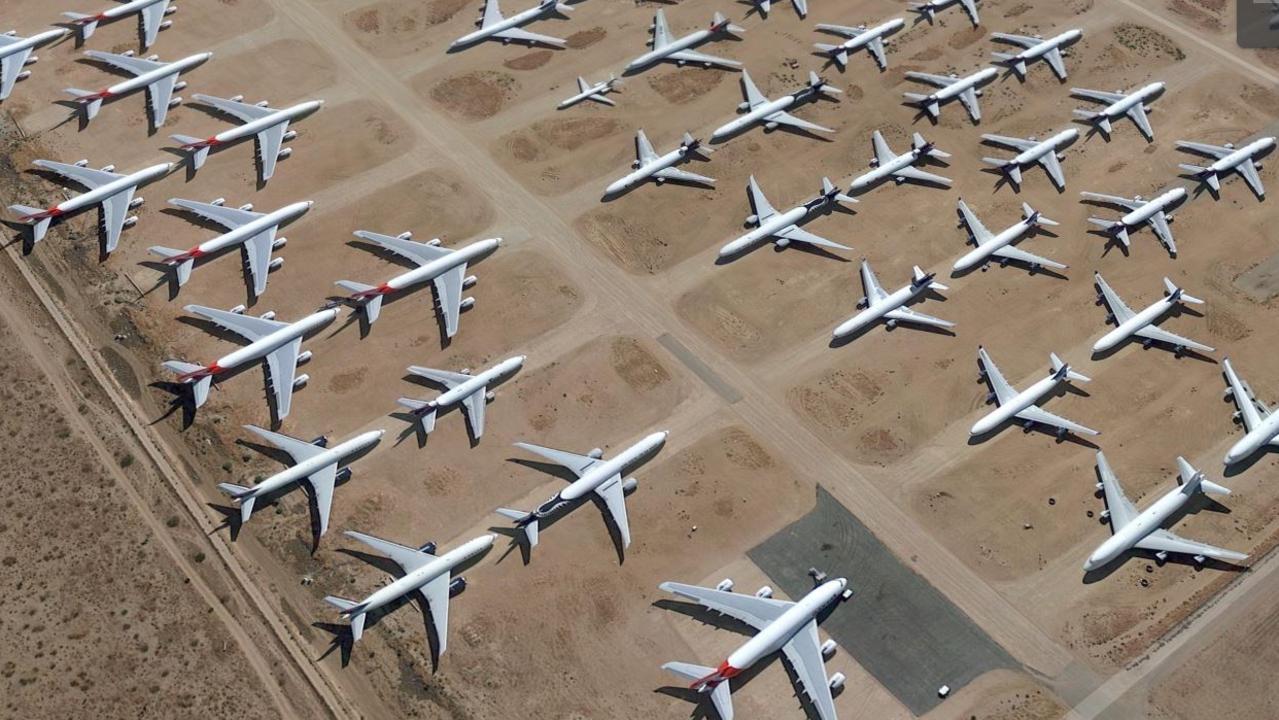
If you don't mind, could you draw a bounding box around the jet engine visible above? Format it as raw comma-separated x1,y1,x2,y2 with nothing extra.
123,216,138,228
296,350,313,365
829,673,846,692
622,478,638,494
427,238,442,246
100,164,115,172
283,131,297,141
165,4,178,13
336,467,352,483
211,197,226,206
129,197,145,208
74,158,90,167
310,434,329,447
276,148,292,160
745,214,758,226
449,577,468,595
398,231,413,240
588,448,604,459
459,297,476,310
229,95,244,103
292,373,310,389
755,586,773,599
229,304,247,314
737,101,751,112
821,639,837,660
238,203,254,211
463,275,478,289
419,541,437,554
272,237,287,249
174,80,187,91
716,578,735,592
268,257,284,271
258,310,276,320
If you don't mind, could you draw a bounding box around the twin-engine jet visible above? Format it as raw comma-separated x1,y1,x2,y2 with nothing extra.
849,130,952,191
67,50,211,128
981,129,1078,190
712,70,841,142
63,0,177,49
903,66,998,123
813,18,904,71
953,199,1063,273
451,0,572,50
605,130,714,196
1177,136,1276,199
0,28,69,100
832,261,952,339
908,0,980,27
718,175,854,258
171,95,323,182
1221,359,1279,466
1072,82,1164,141
1082,188,1186,255
557,75,619,109
990,29,1082,81
1092,274,1212,356
972,347,1099,439
397,355,525,441
624,10,743,73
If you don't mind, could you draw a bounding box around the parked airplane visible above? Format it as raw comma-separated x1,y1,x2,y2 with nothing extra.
66,50,210,128
660,574,853,720
150,198,312,296
62,0,177,48
712,70,841,142
748,0,808,19
1085,452,1245,571
217,424,384,537
1092,274,1212,356
833,261,951,339
1221,358,1279,465
903,66,998,123
451,0,572,50
991,29,1082,80
0,29,68,100
397,355,525,440
336,232,502,338
171,95,323,181
1081,188,1186,255
8,158,171,251
813,18,904,71
163,304,337,419
496,431,668,551
849,130,951,191
1177,136,1276,198
953,199,1063,273
604,130,713,196
908,0,979,27
1072,82,1164,141
557,75,619,109
972,347,1098,439
624,10,743,73
325,532,494,655
981,129,1078,190
718,176,854,258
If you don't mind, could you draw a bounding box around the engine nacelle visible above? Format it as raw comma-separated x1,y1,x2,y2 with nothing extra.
123,215,138,228
828,672,846,692
272,237,287,250
764,121,778,132
268,257,284,271
296,350,313,365
258,310,276,320
449,577,467,595
459,297,476,310
75,158,90,167
310,434,329,447
622,477,638,495
335,467,352,483
146,54,159,61
238,203,254,211
292,373,310,389
229,95,244,103
166,4,178,13
716,578,735,592
485,390,496,401
166,96,181,109
755,586,773,599
122,50,136,57
463,275,478,289
100,163,115,172
211,197,226,206
1099,509,1110,520
24,55,38,65
632,160,642,169
745,214,758,226
283,130,297,141
276,148,292,160
229,304,247,314
427,238,442,246
588,448,604,459
775,238,790,249
174,80,187,91
821,639,837,660
398,231,413,240
737,101,751,112
255,100,270,107
419,541,437,554
129,196,145,208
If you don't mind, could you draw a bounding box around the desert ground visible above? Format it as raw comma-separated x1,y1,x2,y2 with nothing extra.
2,0,1277,718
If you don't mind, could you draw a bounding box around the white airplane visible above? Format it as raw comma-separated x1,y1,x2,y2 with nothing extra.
396,355,525,440
991,29,1082,81
953,199,1063,273
1072,82,1164,141
217,424,384,538
8,158,171,251
0,28,69,101
325,532,494,655
451,0,572,50
66,50,211,128
718,176,854,258
908,0,979,27
813,18,904,71
713,70,840,142
163,304,337,419
624,10,744,73
1092,274,1212,356
1220,359,1279,465
661,575,853,720
62,0,177,49
150,198,313,297
971,347,1098,439
1177,136,1276,199
170,95,323,182
748,0,808,19
557,75,619,109
1085,452,1245,571
849,130,951,192
833,261,951,339
604,130,713,196
902,66,998,123
981,129,1078,190
496,431,668,552
1081,188,1186,255
336,232,502,338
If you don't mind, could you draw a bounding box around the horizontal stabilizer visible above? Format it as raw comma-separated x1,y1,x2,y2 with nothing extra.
395,398,438,433
149,247,195,285
496,508,539,546
217,483,255,524
8,205,53,243
170,134,213,168
335,280,384,323
64,88,104,119
61,12,100,38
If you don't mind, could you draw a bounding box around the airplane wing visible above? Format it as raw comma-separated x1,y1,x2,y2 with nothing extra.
1038,151,1067,189
432,264,467,338
1072,88,1125,104
871,130,896,166
957,199,992,243
185,304,287,340
884,306,954,328
1134,324,1214,353
1093,273,1135,323
1015,405,1099,436
746,176,776,220
84,49,166,76
866,37,888,70
100,186,136,254
0,45,33,100
514,441,599,477
659,581,793,630
960,0,980,25
145,72,179,127
244,423,329,463
461,389,487,439
982,134,1038,151
860,260,886,302
764,110,833,134
257,124,287,181
1126,104,1154,140
781,620,838,720
775,225,849,251
666,49,741,69
905,71,959,87
1147,211,1176,255
1236,158,1265,198
344,530,436,572
1176,141,1232,158
419,573,454,655
594,474,631,548
990,32,1040,48
493,27,566,47
1095,451,1138,530
1079,192,1138,210
977,347,1017,404
891,165,952,186
635,130,658,164
653,167,715,186
33,159,122,189
992,244,1066,270
243,228,278,298
139,0,172,48
305,461,337,536
171,198,262,229
353,230,454,267
193,93,278,123
651,9,672,49
740,70,767,109
1223,360,1269,433
957,87,982,121
264,338,301,419
481,0,504,27
408,366,473,388
1135,528,1248,563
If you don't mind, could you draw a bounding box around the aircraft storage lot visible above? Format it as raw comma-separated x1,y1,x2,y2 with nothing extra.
3,0,1279,718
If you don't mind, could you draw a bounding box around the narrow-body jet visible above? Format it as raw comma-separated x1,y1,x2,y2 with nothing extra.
557,75,619,109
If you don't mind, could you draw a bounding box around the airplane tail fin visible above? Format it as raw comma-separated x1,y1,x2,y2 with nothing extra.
64,88,104,119
395,397,438,433
61,12,100,39
992,53,1027,78
216,483,257,524
149,246,195,286
495,508,539,547
1179,164,1220,190
903,92,940,118
662,662,735,718
810,70,841,96
334,280,384,324
8,204,53,243
162,360,214,407
1072,109,1112,134
821,176,856,205
912,132,949,159
913,265,947,291
814,44,848,69
907,3,936,21
169,134,213,169
1021,202,1058,227
324,596,368,642
1086,216,1129,245
1163,277,1204,305
1176,456,1230,496
712,11,745,35
681,132,710,159
1050,352,1090,383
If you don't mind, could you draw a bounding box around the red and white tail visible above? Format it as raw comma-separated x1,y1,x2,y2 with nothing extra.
662,661,735,719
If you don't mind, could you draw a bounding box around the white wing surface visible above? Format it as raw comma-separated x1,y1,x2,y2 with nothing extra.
781,620,839,720
170,198,262,228
432,265,468,338
635,130,658,163
884,306,954,328
0,44,33,100
652,10,672,48
1015,405,1099,436
353,230,454,267
659,581,793,630
514,442,599,477
594,475,631,548
747,176,776,220
1094,273,1135,323
419,574,454,655
461,390,487,439
957,200,992,243
263,339,301,419
978,347,1016,404
139,0,172,47
185,304,287,340
345,530,436,571
1095,451,1138,529
1135,529,1248,562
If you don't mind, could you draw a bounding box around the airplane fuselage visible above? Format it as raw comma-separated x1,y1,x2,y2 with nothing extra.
712,91,810,140
1118,187,1184,228
952,219,1033,271
531,431,668,517
1099,82,1163,119
970,374,1061,435
1209,136,1276,174
606,148,692,195
181,200,312,259
832,282,930,338
354,534,494,614
1014,29,1081,62
89,51,210,99
626,27,733,72
709,579,847,680
377,237,502,295
95,0,169,22
557,84,608,109
206,307,337,375
1227,412,1279,465
434,355,525,409
204,100,323,146
245,429,384,501
1094,298,1178,352
850,148,923,190
0,28,67,59
452,6,554,47
1084,486,1189,570
38,161,171,218
719,204,812,256
1011,129,1078,166
833,19,903,53
932,67,997,102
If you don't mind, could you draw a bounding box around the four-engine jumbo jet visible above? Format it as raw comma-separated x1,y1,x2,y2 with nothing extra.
604,130,714,196
1082,188,1186,256
495,431,668,553
66,50,211,128
953,199,1063,273
325,531,494,656
718,175,854,258
712,70,841,142
624,10,743,74
990,28,1082,81
1092,274,1213,356
660,575,853,720
163,304,337,419
971,346,1099,439
813,18,904,71
903,66,998,124
336,232,502,338
1221,359,1279,466
151,197,312,296
171,95,323,182
849,130,952,191
1072,82,1165,142
396,355,526,441
1176,135,1276,199
62,0,177,49
981,128,1078,190
451,0,573,50
1085,452,1246,571
8,158,172,251
218,424,384,538
832,261,952,339
0,28,68,101
556,75,619,109
908,0,980,27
